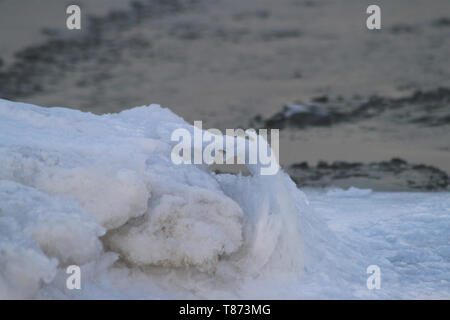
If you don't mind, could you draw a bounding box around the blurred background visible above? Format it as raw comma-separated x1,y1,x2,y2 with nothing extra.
0,0,449,190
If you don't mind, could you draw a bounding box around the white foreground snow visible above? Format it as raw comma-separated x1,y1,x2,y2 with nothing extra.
0,99,449,299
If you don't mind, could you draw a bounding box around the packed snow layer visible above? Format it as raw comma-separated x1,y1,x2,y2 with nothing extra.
0,99,449,299
0,99,307,299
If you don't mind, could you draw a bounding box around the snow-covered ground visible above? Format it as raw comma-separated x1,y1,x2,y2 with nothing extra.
301,188,450,299
0,99,449,299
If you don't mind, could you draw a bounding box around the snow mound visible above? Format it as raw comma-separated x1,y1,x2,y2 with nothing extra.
2,99,448,299
0,99,308,299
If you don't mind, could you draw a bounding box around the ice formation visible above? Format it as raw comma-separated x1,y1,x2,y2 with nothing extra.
0,99,308,299
0,99,449,299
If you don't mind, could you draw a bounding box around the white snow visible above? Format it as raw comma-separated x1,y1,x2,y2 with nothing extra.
326,187,373,198
299,189,450,299
0,99,449,299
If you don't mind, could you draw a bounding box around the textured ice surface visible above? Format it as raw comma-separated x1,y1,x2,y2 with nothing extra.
0,99,449,299
0,99,306,299
300,189,450,299
326,187,373,198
